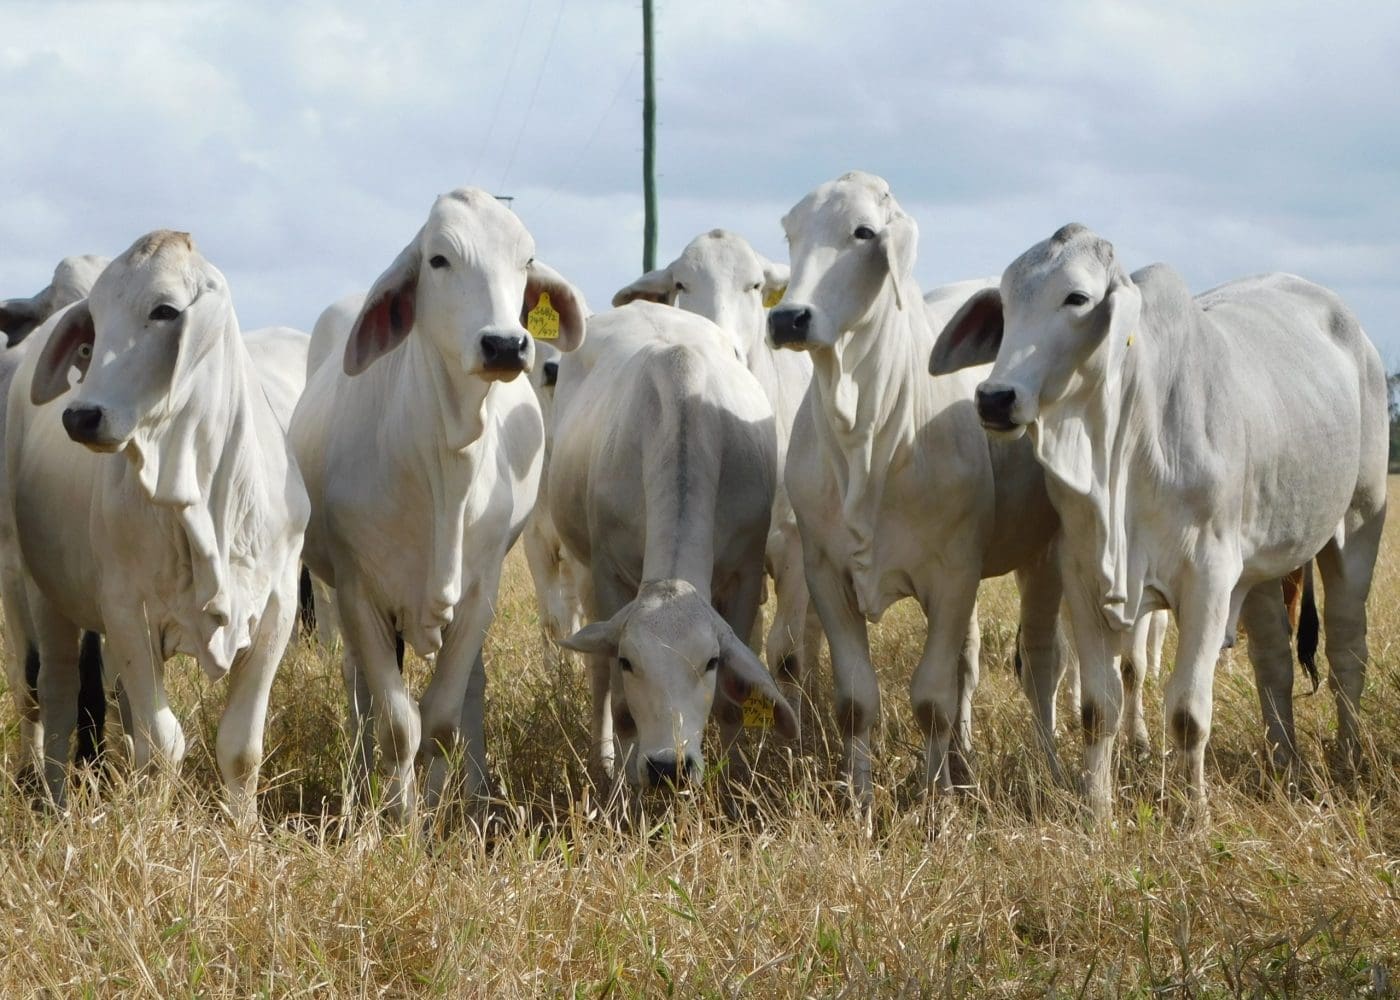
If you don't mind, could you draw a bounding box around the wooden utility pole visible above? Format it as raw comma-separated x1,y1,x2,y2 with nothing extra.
642,0,657,272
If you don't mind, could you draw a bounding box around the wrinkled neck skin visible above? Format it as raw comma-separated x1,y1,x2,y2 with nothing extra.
114,327,289,676
380,328,495,650
1030,294,1186,630
808,288,926,584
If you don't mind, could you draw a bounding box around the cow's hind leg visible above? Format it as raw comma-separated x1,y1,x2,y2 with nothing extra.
1238,580,1297,775
1120,614,1153,761
73,631,106,770
1316,508,1384,772
764,520,815,729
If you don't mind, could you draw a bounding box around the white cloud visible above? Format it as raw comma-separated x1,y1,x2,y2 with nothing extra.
2,0,1397,356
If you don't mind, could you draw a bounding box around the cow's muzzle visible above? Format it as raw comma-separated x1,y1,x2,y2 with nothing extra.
974,384,1020,431
768,305,813,348
644,752,699,789
61,405,115,449
480,333,529,375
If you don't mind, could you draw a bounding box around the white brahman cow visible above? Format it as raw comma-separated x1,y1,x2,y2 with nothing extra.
520,339,586,650
1,255,110,348
289,187,586,822
552,302,797,788
7,231,309,822
768,172,1065,802
611,230,823,714
930,223,1387,817
2,256,113,782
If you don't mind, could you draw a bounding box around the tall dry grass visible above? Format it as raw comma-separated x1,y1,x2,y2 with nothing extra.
2,484,1398,997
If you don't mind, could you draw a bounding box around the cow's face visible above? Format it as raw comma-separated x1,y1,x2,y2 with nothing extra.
769,171,917,351
562,580,797,788
612,230,788,361
2,254,110,349
929,224,1142,433
342,187,587,382
32,232,225,453
528,339,562,429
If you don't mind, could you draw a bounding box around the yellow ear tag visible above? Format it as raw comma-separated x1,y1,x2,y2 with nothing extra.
742,689,775,729
762,285,787,310
1126,332,1135,347
527,292,560,341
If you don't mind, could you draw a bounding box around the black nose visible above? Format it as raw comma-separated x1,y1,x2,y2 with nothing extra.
644,754,690,789
543,360,559,386
975,386,1018,429
480,333,528,372
61,405,105,443
768,305,812,347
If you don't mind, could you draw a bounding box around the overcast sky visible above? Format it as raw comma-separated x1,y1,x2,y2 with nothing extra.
3,1,1398,359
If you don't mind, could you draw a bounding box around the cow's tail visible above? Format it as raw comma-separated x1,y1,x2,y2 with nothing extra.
1296,560,1320,693
1012,625,1023,680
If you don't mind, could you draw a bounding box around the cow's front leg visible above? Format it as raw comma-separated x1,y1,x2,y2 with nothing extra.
805,555,877,805
102,603,185,785
1162,573,1232,813
216,568,295,828
1062,575,1124,822
910,582,980,795
419,583,497,816
1013,549,1069,786
29,591,82,806
338,582,418,824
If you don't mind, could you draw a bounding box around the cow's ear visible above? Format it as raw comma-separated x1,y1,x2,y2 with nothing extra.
560,602,627,657
877,212,918,311
757,254,789,308
1099,267,1142,352
716,626,799,740
930,288,1004,376
523,260,588,352
0,295,46,348
344,238,421,376
611,264,677,308
31,301,95,405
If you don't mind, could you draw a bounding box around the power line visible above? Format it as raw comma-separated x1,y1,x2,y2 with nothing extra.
500,0,567,190
470,0,535,183
530,53,640,216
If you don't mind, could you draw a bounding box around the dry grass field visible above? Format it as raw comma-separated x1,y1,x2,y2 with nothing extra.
1,486,1398,998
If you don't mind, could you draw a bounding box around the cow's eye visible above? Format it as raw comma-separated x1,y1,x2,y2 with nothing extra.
674,282,687,294
77,343,92,360
704,657,719,673
429,255,450,270
750,282,762,292
618,657,633,673
853,225,876,240
1063,291,1091,307
148,304,180,322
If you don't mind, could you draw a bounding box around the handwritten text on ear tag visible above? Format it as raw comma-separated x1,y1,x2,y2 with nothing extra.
527,292,560,341
742,689,775,729
762,285,787,310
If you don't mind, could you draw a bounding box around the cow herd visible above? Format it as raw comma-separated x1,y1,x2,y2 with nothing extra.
0,171,1386,829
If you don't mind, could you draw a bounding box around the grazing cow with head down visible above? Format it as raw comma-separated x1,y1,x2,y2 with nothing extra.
612,230,823,713
7,231,309,821
552,302,797,788
289,188,587,822
931,223,1387,817
769,172,1066,802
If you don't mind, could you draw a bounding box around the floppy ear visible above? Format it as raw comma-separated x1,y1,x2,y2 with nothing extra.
1099,266,1142,352
31,301,95,405
716,627,799,740
1,295,46,348
930,287,1004,376
560,603,627,657
877,212,918,311
758,254,789,308
611,265,677,308
344,239,421,376
523,260,589,352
